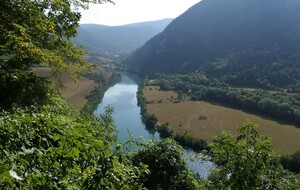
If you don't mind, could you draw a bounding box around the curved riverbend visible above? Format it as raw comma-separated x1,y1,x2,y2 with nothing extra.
94,73,214,178
94,74,160,142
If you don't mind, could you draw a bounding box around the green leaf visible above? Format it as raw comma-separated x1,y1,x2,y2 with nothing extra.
21,147,35,154
66,147,80,158
52,134,60,141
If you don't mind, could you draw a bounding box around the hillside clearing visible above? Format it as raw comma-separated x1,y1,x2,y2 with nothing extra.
32,66,108,110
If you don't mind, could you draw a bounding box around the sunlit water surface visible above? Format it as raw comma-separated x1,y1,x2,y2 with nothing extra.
94,73,215,178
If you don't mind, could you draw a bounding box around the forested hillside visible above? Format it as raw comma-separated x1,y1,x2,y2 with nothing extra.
73,19,172,55
1,0,299,189
126,0,300,90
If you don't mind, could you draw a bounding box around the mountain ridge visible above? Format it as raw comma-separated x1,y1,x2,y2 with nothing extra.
72,18,173,55
125,0,300,88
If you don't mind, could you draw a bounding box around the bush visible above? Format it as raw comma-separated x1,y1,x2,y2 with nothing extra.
131,139,203,190
0,96,146,189
0,69,51,110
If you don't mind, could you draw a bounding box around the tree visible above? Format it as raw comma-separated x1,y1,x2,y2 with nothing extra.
131,139,202,190
144,114,158,129
0,0,112,74
0,96,149,189
206,120,300,190
0,0,113,109
177,90,184,101
281,151,300,173
160,79,172,90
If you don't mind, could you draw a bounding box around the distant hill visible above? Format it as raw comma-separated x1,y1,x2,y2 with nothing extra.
126,0,300,88
72,18,173,55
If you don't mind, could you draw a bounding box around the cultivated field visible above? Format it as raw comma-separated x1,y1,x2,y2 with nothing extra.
144,86,300,154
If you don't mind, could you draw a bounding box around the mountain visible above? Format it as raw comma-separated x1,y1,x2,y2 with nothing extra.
126,0,300,88
73,18,173,55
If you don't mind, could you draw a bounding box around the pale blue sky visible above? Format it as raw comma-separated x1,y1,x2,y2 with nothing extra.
80,0,200,26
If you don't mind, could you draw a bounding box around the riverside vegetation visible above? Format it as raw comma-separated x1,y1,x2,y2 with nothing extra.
139,73,300,171
1,0,300,189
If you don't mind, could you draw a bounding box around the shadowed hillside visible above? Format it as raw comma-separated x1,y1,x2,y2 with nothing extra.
73,18,172,55
126,0,300,89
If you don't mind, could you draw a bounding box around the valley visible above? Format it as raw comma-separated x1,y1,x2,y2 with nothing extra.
2,0,300,188
144,86,300,154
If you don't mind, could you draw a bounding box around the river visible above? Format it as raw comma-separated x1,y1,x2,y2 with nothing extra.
94,73,214,178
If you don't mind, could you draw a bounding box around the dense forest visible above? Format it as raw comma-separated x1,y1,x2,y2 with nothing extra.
0,0,299,189
125,0,300,91
150,72,300,125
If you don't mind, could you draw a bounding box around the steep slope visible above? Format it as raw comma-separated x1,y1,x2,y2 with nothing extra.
126,0,300,88
73,18,172,55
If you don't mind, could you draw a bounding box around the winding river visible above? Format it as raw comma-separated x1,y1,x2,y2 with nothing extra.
94,73,214,178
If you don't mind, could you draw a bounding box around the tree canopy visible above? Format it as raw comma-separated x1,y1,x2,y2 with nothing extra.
1,0,300,189
125,0,300,90
206,120,300,190
0,0,113,75
0,0,113,110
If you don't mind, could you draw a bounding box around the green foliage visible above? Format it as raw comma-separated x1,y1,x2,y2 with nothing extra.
0,0,114,110
138,78,210,152
81,71,121,114
205,51,300,89
0,1,202,189
177,90,184,101
143,114,158,129
0,68,51,110
126,0,300,90
1,0,95,75
0,95,147,189
136,82,158,130
206,120,300,190
156,123,208,152
3,1,300,189
173,133,208,152
156,123,173,138
281,151,300,173
131,139,203,190
151,72,300,125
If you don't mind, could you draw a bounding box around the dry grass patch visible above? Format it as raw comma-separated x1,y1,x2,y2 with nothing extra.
143,86,177,102
145,88,300,155
32,67,98,110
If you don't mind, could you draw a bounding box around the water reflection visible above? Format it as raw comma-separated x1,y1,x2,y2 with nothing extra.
94,73,215,177
94,74,160,143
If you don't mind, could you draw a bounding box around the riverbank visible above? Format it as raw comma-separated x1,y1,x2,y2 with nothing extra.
81,69,121,114
32,66,120,112
94,73,160,143
137,82,208,152
142,85,300,155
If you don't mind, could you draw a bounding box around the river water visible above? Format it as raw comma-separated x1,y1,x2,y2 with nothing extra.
94,73,214,178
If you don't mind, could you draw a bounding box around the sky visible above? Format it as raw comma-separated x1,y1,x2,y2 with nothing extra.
80,0,200,26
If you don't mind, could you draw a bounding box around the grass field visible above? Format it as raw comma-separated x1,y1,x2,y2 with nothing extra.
144,86,177,102
32,67,98,110
144,86,300,154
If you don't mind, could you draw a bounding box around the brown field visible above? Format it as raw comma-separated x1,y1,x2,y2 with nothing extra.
144,86,177,102
32,67,99,110
144,86,300,155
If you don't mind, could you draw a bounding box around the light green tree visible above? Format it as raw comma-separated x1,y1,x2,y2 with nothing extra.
131,139,203,190
206,120,300,190
0,0,113,109
0,0,113,75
